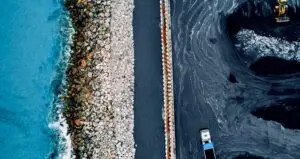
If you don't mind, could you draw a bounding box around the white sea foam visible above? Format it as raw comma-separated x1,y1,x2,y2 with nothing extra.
49,110,75,159
56,13,75,159
48,7,75,159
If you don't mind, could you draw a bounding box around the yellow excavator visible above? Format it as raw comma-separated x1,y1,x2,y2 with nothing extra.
274,0,290,23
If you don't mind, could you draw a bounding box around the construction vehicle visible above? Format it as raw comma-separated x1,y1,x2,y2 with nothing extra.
274,0,290,23
200,129,217,159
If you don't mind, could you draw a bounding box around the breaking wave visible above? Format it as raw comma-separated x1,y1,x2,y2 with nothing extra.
48,4,75,159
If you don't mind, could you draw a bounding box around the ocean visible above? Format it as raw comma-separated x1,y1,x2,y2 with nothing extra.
0,0,73,158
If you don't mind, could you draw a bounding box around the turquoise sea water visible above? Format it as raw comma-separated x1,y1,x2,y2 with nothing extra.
0,0,71,158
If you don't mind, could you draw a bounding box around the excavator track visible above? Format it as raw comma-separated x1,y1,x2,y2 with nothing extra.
160,0,176,159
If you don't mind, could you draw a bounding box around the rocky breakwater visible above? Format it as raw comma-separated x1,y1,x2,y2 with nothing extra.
64,0,135,158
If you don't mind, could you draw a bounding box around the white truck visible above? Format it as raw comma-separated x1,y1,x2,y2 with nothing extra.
200,129,217,159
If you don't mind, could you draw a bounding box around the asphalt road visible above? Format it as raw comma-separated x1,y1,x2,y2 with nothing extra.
133,0,165,158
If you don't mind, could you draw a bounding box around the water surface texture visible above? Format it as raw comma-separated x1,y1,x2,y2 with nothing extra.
0,0,68,158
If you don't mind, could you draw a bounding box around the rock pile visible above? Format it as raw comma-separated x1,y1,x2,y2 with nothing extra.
64,0,135,158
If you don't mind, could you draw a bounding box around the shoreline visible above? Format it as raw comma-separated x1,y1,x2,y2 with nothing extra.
64,0,135,158
50,6,75,159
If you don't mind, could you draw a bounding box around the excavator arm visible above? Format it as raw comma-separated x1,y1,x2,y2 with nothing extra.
274,0,290,23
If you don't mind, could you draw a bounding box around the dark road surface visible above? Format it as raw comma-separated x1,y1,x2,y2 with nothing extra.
133,0,165,158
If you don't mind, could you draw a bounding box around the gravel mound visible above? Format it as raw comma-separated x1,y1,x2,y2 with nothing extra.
64,0,135,158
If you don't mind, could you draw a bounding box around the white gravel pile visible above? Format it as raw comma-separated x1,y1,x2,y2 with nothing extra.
235,29,300,61
110,0,135,158
80,0,135,158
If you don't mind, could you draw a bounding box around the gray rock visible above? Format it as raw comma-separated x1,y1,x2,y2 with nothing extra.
87,72,93,78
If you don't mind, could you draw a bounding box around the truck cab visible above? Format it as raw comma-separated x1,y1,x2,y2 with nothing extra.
200,129,217,159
